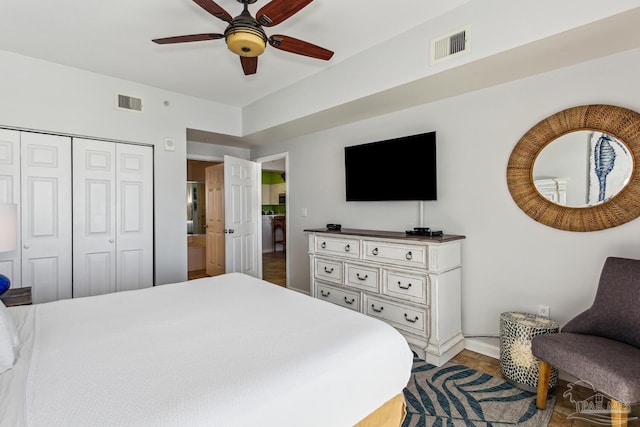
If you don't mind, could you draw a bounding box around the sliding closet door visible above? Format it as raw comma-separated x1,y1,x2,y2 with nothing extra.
73,139,117,297
0,129,21,288
21,132,72,303
115,143,153,291
73,139,153,297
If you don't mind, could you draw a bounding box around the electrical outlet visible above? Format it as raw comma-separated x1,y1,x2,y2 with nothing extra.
538,305,550,317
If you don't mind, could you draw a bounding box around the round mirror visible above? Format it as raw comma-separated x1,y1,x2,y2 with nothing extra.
507,104,640,232
532,131,633,207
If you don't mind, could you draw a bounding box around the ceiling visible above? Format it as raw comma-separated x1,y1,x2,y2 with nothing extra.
0,0,469,108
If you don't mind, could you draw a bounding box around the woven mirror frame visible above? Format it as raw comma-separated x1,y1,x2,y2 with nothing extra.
507,104,640,232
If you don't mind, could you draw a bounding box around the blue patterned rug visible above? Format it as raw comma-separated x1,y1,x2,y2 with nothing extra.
403,358,555,426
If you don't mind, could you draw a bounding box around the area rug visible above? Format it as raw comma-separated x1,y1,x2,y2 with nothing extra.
403,358,555,427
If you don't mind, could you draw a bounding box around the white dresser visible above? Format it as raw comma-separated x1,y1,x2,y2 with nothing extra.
306,228,465,366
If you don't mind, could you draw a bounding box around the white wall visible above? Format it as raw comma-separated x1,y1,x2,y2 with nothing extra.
251,48,640,336
187,141,250,160
0,50,241,285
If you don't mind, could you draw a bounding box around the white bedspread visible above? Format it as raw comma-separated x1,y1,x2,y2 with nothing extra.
1,273,412,427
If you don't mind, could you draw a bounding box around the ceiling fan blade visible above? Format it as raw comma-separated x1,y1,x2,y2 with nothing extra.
240,56,258,75
192,0,232,23
256,0,313,27
152,33,224,44
268,35,334,60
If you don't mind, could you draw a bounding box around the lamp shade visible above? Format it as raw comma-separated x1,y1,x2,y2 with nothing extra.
0,204,17,252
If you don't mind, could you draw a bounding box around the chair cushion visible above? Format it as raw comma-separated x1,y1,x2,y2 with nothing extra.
532,333,640,404
562,257,640,348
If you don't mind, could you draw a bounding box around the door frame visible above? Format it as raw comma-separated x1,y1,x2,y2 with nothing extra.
254,152,289,288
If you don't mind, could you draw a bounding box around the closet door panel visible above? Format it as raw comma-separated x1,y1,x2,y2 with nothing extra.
20,132,72,303
0,129,21,287
73,139,117,297
116,144,153,291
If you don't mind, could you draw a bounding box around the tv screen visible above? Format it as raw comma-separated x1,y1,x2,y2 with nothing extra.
345,131,437,201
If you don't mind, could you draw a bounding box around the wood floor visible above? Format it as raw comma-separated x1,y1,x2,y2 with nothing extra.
187,250,286,287
453,349,639,426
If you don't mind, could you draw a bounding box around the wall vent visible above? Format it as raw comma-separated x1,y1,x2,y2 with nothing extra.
115,93,143,112
430,27,470,64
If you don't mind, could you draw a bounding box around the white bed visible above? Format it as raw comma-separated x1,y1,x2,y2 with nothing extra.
0,273,413,427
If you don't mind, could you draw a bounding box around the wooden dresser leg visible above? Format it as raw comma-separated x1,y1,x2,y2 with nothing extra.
610,399,628,427
536,360,551,409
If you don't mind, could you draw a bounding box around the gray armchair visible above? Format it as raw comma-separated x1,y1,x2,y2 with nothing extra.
532,257,640,427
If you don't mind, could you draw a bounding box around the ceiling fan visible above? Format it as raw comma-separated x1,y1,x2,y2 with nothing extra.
152,0,334,75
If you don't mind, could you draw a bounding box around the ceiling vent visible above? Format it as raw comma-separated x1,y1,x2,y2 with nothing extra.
430,27,470,64
115,93,143,112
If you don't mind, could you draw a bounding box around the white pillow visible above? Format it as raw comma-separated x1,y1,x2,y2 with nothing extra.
0,300,18,373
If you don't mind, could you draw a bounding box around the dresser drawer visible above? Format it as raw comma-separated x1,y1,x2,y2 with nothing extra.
314,258,343,284
363,240,427,268
345,264,379,292
315,236,361,259
383,270,428,304
366,295,428,337
316,282,360,312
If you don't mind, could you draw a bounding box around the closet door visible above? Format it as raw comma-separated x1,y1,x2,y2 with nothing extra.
0,129,21,288
73,139,117,297
21,132,72,303
73,139,153,297
115,143,153,291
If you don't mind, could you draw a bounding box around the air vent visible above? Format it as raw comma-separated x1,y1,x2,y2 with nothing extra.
430,27,470,64
115,93,143,112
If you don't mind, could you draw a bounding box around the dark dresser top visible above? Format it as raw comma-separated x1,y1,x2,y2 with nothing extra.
304,228,465,243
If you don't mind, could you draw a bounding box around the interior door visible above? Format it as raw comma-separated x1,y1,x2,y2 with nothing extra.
223,155,260,276
205,163,225,276
74,139,154,297
21,132,72,303
0,129,21,288
72,138,117,297
115,143,154,292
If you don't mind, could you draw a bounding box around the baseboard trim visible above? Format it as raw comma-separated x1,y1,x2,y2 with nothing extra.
464,337,500,359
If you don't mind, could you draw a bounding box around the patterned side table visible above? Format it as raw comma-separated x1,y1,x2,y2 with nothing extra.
500,312,559,392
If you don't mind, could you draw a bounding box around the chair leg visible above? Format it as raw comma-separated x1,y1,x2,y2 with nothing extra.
536,360,551,409
610,399,628,427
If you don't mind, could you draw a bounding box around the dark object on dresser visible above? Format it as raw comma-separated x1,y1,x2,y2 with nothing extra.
0,287,32,307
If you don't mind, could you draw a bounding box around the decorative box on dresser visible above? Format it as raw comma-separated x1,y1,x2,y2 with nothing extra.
305,228,465,366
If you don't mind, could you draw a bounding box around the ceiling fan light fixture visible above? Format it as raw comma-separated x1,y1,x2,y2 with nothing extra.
226,27,266,57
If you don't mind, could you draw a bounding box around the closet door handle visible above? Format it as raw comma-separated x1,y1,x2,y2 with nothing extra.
109,239,114,243
23,244,30,249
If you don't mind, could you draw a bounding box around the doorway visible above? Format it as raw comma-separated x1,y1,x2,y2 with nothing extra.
186,159,220,280
256,153,288,288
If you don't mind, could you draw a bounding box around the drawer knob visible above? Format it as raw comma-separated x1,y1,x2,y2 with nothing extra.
356,273,368,281
344,297,355,305
398,281,412,290
405,251,413,260
320,290,330,297
324,266,334,274
344,244,350,252
404,313,419,323
372,248,379,255
371,304,384,313
321,242,326,249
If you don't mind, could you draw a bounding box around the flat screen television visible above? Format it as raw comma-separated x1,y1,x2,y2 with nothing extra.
344,131,437,201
